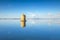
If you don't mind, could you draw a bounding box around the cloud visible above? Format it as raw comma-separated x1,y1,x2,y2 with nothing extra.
26,12,60,25
0,11,60,25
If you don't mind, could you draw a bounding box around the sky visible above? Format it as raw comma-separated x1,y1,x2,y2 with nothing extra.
0,0,60,25
0,0,60,18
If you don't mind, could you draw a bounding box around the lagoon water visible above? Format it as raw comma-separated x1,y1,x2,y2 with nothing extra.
0,20,60,40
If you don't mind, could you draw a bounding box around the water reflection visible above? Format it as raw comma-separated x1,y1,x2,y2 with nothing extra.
0,19,60,40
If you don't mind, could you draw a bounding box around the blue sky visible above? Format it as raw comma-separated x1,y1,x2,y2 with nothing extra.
0,0,60,18
0,0,60,25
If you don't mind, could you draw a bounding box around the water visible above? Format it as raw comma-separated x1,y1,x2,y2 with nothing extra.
0,20,60,40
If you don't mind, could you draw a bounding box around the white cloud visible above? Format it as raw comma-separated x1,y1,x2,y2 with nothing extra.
26,12,60,25
0,11,60,25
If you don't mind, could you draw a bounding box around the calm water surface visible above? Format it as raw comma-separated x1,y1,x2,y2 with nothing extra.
0,20,60,40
